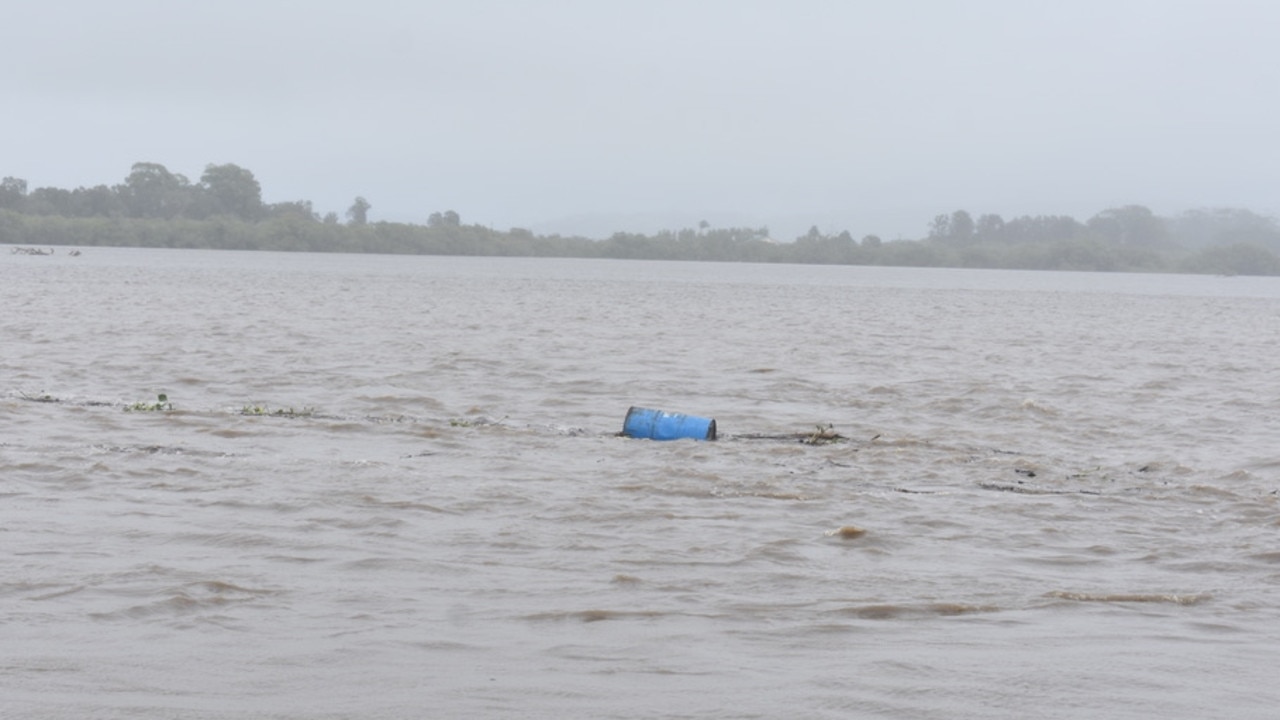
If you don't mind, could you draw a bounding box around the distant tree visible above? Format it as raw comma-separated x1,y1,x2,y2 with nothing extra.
25,187,74,215
69,184,121,217
1002,215,1085,245
267,199,317,220
928,213,951,241
1168,208,1280,252
1087,205,1168,247
119,162,191,218
878,239,941,266
0,176,27,210
200,163,263,220
861,234,882,248
428,210,461,227
347,196,371,225
927,210,979,243
1182,242,1280,275
927,210,976,243
949,210,975,243
975,213,1005,241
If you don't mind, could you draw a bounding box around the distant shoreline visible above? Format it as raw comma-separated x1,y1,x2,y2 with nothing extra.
3,162,1279,275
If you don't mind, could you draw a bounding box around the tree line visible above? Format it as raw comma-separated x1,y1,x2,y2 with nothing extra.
3,161,1280,275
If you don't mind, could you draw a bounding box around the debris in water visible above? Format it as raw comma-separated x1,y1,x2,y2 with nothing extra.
801,424,844,445
734,424,848,445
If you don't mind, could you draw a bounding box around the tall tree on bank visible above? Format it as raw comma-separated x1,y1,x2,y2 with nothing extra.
200,163,263,221
347,196,371,225
428,210,460,227
0,176,27,210
1087,205,1168,247
118,162,191,219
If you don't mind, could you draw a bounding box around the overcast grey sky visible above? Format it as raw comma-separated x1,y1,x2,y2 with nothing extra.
5,0,1278,239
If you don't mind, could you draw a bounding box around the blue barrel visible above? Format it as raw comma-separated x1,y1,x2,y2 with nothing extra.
622,406,717,441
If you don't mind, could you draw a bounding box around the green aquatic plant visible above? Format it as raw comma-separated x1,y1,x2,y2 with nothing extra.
240,404,315,417
126,393,172,412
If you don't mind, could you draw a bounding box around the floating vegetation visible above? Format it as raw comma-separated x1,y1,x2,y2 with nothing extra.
449,415,507,428
17,391,114,407
733,423,850,445
10,246,54,255
125,393,173,412
240,404,315,418
94,443,190,455
801,423,845,445
977,481,1101,496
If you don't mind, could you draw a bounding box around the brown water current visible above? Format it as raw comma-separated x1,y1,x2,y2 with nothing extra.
3,247,1280,718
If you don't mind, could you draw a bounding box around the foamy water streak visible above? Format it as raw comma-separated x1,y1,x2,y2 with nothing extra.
3,247,1280,718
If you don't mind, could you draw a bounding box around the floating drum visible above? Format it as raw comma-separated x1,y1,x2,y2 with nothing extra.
622,406,717,441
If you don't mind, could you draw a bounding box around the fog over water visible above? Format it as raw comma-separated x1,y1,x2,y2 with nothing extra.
5,1,1280,238
4,247,1280,718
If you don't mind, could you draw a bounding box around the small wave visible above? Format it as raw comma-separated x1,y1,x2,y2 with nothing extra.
1045,590,1211,606
710,487,807,501
1019,398,1060,416
4,582,86,601
355,494,454,514
522,609,675,623
1192,483,1246,499
95,443,181,454
171,531,287,548
89,580,278,621
25,585,86,601
206,427,257,438
830,602,1000,620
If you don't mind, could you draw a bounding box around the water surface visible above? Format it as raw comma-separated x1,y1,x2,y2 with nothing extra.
4,247,1279,718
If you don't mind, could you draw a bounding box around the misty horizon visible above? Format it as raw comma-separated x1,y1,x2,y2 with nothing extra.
7,158,1277,248
5,1,1279,241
